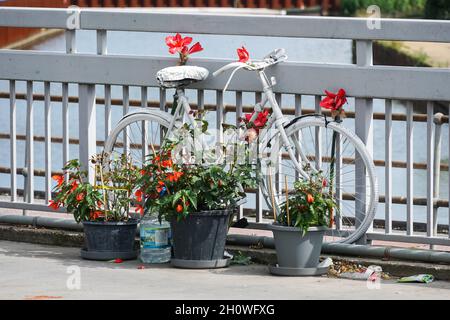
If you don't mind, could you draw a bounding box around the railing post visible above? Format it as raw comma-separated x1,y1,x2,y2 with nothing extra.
354,40,374,244
63,30,76,181
431,112,443,249
78,84,96,183
24,81,34,216
426,102,435,245
384,99,393,234
406,102,414,235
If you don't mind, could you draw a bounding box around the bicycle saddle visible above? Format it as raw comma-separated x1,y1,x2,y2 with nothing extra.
156,66,209,88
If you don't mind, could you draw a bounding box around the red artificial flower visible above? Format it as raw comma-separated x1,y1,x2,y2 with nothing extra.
140,169,146,175
135,204,144,216
176,204,183,213
322,179,328,188
165,33,193,54
52,175,64,187
307,194,314,204
254,110,269,128
48,200,60,210
76,192,85,202
135,189,143,202
237,46,250,63
320,89,347,111
184,42,203,55
244,109,270,132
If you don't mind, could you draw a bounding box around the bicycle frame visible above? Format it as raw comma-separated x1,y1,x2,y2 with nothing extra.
161,65,314,181
250,70,311,180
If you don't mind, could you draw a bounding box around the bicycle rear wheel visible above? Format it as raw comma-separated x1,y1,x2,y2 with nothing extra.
103,109,173,168
261,116,378,244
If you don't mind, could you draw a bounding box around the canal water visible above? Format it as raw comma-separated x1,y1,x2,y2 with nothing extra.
0,30,448,224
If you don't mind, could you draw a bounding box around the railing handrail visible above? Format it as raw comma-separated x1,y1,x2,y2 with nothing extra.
1,50,450,101
1,7,450,43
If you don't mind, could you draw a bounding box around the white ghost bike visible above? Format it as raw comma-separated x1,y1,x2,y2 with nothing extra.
104,49,378,244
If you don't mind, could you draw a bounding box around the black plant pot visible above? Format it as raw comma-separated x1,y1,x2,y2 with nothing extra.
81,220,138,261
170,209,233,269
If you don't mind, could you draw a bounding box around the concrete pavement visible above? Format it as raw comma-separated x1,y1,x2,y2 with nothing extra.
0,240,449,300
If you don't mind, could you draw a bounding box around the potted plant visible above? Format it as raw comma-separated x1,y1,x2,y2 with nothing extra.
49,153,140,261
267,171,338,276
136,121,257,268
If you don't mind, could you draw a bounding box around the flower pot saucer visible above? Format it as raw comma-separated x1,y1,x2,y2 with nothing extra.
268,264,329,277
171,256,231,269
80,248,138,261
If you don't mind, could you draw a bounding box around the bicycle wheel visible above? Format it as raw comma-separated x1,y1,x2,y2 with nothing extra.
261,116,378,244
104,109,173,168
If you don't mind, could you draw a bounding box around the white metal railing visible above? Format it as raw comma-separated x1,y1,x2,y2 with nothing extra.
0,7,450,247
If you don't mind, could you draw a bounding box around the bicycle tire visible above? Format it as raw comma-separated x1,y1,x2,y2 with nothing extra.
104,109,173,165
261,116,378,244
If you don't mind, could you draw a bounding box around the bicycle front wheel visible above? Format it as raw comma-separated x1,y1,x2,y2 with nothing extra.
261,116,378,244
104,109,173,167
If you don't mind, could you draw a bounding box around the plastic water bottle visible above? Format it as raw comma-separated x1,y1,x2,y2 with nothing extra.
139,212,171,263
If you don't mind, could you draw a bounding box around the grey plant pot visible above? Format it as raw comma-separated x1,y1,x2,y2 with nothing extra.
81,220,138,261
267,223,327,269
170,209,233,268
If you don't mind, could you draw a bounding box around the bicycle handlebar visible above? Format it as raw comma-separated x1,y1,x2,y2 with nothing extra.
212,62,246,77
212,48,287,78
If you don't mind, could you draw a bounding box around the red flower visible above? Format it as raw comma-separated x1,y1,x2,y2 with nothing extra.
153,155,161,163
165,33,192,54
184,42,203,55
52,175,64,187
161,159,173,168
135,189,143,202
322,179,328,188
254,110,269,128
156,181,165,193
244,110,269,132
320,89,347,111
70,180,79,192
48,200,60,210
176,204,183,213
307,194,314,204
135,204,144,216
167,171,183,182
76,192,85,202
90,211,104,220
237,46,250,63
140,169,146,175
